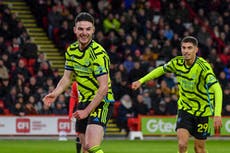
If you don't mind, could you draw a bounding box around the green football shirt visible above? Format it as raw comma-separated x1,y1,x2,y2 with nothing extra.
163,56,218,116
65,40,114,103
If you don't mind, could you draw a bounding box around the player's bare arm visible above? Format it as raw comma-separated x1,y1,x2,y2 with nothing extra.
131,80,142,90
43,70,72,106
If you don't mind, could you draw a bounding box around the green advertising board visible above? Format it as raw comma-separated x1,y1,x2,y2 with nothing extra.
141,116,177,135
221,117,230,135
141,116,230,136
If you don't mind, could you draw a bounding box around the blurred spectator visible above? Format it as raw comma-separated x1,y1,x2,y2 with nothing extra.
164,3,177,23
40,61,53,77
165,94,178,115
197,26,210,47
160,40,173,61
27,95,39,111
28,76,38,94
35,52,51,70
11,37,20,53
0,58,9,80
103,12,120,34
133,94,149,116
0,78,10,98
171,17,186,36
25,102,37,115
219,45,230,65
128,61,145,83
159,80,172,96
0,100,4,114
107,45,122,64
224,64,230,80
162,73,176,89
43,77,55,92
0,22,12,41
0,36,7,53
14,20,27,38
142,89,152,111
35,70,46,87
112,70,131,100
63,0,78,8
123,55,134,73
150,87,163,114
156,98,167,115
218,71,229,88
22,86,31,102
47,5,63,39
164,23,174,40
16,77,24,93
117,94,135,133
12,102,25,116
4,86,17,111
53,102,67,115
1,53,11,70
201,38,214,60
222,87,230,116
52,68,61,86
142,47,156,64
58,20,74,50
56,94,67,108
123,35,137,54
21,38,38,60
34,86,46,112
39,104,53,115
176,1,190,22
11,59,30,82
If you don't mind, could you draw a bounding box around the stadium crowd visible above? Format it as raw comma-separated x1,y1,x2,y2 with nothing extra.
0,0,229,131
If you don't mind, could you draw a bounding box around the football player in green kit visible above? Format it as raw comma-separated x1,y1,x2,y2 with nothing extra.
43,12,114,153
132,36,222,153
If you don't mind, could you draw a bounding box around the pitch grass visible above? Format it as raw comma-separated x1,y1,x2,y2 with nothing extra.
0,139,229,153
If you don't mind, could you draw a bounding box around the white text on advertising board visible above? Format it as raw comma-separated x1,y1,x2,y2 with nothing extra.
146,119,176,133
225,120,230,132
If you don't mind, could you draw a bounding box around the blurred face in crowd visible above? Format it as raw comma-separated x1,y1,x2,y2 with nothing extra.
73,21,95,50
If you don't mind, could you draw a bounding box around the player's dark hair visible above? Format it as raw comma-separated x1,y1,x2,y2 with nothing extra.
75,12,94,25
181,36,198,47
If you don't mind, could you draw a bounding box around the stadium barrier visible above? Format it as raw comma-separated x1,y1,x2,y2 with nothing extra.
0,116,76,136
140,116,230,136
0,116,230,136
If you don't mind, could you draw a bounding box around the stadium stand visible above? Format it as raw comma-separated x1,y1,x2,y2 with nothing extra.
0,0,229,137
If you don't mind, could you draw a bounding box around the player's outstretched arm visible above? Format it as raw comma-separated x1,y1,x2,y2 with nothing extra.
131,66,165,90
211,82,223,130
131,80,142,90
43,70,72,106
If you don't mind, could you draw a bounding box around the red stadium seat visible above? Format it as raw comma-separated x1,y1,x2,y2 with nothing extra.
42,16,48,30
112,101,121,118
0,100,4,108
19,58,28,66
27,66,35,76
3,108,11,115
28,59,36,66
127,117,140,131
53,28,60,44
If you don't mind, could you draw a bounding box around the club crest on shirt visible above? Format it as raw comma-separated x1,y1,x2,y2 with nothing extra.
84,60,90,66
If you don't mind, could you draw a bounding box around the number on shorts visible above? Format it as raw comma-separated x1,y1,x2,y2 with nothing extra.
90,109,102,118
197,123,208,133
